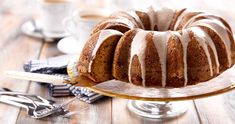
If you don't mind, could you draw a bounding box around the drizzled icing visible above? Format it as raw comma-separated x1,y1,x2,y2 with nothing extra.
152,31,172,87
173,29,190,86
183,13,210,28
173,9,187,30
156,8,175,31
191,19,232,66
190,27,213,76
183,12,230,31
111,11,144,29
123,8,231,86
101,18,136,29
128,30,148,86
126,11,145,29
202,29,220,73
190,27,220,74
90,7,233,87
146,6,157,30
89,29,123,72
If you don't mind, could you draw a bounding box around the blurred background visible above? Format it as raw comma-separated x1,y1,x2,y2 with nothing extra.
1,0,235,54
0,0,235,15
1,0,234,25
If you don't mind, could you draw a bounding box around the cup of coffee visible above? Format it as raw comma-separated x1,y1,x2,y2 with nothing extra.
38,0,74,37
63,8,111,44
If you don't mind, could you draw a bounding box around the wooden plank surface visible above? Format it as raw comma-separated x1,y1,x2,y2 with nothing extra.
0,0,235,124
191,5,235,124
194,92,235,124
16,42,112,124
0,14,43,124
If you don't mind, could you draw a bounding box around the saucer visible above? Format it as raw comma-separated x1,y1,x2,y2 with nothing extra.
57,36,85,54
21,19,68,42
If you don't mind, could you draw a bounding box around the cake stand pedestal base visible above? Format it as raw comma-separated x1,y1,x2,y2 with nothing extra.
127,100,189,119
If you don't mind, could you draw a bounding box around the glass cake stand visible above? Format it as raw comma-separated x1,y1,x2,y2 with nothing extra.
79,66,235,119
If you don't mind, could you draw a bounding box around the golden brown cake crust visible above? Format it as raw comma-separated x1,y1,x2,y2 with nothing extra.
185,15,233,33
112,29,137,82
199,26,230,71
186,29,217,85
144,32,163,87
169,8,186,30
78,30,122,83
91,18,132,35
135,11,151,30
166,34,185,87
77,32,100,78
176,12,202,30
110,11,143,28
76,7,235,88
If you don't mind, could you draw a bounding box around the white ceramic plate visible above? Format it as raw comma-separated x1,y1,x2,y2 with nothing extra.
57,36,85,54
21,20,68,41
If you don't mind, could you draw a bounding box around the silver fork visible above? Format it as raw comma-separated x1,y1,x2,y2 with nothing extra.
0,91,55,107
0,88,69,118
32,97,77,118
0,88,91,118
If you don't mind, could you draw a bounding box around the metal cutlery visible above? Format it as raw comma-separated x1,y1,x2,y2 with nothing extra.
22,55,104,101
5,71,104,103
0,87,97,118
0,88,70,118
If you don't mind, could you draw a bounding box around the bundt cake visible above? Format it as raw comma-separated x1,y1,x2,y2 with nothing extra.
74,7,235,87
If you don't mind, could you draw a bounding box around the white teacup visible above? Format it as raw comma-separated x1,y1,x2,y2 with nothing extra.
63,8,111,44
38,0,74,37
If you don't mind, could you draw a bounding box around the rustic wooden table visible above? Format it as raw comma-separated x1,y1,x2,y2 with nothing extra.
0,0,235,124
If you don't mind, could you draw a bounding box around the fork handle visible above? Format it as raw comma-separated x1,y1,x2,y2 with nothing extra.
0,95,29,109
0,91,54,108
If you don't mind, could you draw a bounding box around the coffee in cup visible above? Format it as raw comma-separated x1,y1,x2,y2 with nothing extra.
63,8,111,44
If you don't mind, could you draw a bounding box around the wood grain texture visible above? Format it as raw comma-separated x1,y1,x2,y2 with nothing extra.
0,16,43,124
16,42,112,124
0,1,43,123
194,91,235,124
192,4,235,124
1,0,235,124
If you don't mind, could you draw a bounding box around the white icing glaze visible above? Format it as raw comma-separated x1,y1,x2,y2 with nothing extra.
190,27,213,76
128,30,148,86
126,11,145,29
191,19,232,66
101,18,136,29
183,12,209,28
152,31,172,87
146,6,156,30
111,11,143,29
156,7,175,31
89,29,123,72
173,9,187,30
191,27,220,73
92,8,232,87
181,30,190,86
183,12,230,31
202,29,220,73
173,29,190,86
